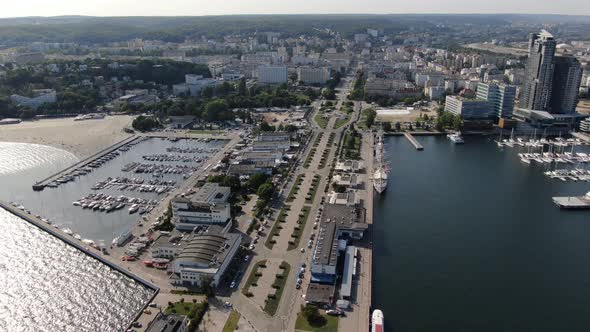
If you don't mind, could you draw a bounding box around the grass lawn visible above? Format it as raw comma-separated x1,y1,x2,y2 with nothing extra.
222,310,241,332
333,114,350,129
295,311,339,332
340,131,361,160
263,261,291,316
241,260,267,296
314,113,329,129
288,206,311,251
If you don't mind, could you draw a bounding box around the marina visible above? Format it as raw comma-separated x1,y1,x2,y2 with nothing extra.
32,135,142,190
5,136,227,243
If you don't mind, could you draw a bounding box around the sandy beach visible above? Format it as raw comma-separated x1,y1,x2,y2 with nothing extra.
0,115,135,158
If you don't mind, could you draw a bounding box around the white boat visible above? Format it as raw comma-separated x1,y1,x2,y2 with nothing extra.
371,309,384,332
373,131,389,194
447,132,464,144
373,168,388,194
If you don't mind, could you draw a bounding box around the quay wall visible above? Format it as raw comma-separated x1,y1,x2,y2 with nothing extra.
32,134,139,190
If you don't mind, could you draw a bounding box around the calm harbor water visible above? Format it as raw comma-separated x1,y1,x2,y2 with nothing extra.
0,138,225,243
373,136,590,332
0,142,154,331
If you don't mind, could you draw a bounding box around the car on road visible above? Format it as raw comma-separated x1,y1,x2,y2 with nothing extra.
326,309,345,317
249,244,255,250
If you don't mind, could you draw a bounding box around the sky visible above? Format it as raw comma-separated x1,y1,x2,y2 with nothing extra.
1,0,589,18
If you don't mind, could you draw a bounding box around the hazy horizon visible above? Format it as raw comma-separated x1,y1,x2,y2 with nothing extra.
2,0,590,18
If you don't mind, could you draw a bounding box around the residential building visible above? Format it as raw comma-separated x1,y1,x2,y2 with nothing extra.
171,183,231,231
173,74,219,96
520,30,556,111
425,85,446,100
10,89,56,109
364,78,422,100
444,95,493,120
257,65,287,84
550,55,583,114
476,82,516,119
580,118,590,133
297,67,330,85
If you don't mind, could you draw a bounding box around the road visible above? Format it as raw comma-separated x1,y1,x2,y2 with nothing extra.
217,76,368,332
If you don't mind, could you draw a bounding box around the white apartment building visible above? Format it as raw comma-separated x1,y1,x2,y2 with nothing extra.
257,65,288,84
297,67,330,84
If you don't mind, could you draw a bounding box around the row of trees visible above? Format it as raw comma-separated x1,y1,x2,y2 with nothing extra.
132,115,162,131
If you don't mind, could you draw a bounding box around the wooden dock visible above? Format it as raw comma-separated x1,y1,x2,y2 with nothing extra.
553,196,590,209
32,135,139,191
404,132,424,150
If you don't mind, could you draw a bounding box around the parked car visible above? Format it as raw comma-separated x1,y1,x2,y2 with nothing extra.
244,255,250,262
230,281,236,289
295,284,301,289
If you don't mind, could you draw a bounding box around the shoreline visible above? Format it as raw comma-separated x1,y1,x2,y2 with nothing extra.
0,115,135,158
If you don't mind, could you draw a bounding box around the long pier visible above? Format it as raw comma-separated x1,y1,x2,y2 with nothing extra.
32,135,140,191
0,200,159,330
553,196,590,209
403,132,424,150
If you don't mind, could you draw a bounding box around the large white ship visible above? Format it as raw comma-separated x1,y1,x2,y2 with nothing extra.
371,309,384,332
373,131,388,194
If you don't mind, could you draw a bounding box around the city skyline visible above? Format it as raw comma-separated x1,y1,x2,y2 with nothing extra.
2,0,590,18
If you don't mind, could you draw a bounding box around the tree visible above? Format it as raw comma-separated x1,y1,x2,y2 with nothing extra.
201,86,214,99
302,305,326,327
257,183,274,201
322,88,336,100
203,99,231,121
247,173,269,192
382,122,392,132
365,109,377,128
132,115,161,131
453,115,464,131
237,77,247,96
394,121,401,131
259,122,275,132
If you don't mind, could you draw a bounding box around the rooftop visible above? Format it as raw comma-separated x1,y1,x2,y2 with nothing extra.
176,226,240,269
145,313,187,332
312,203,366,267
